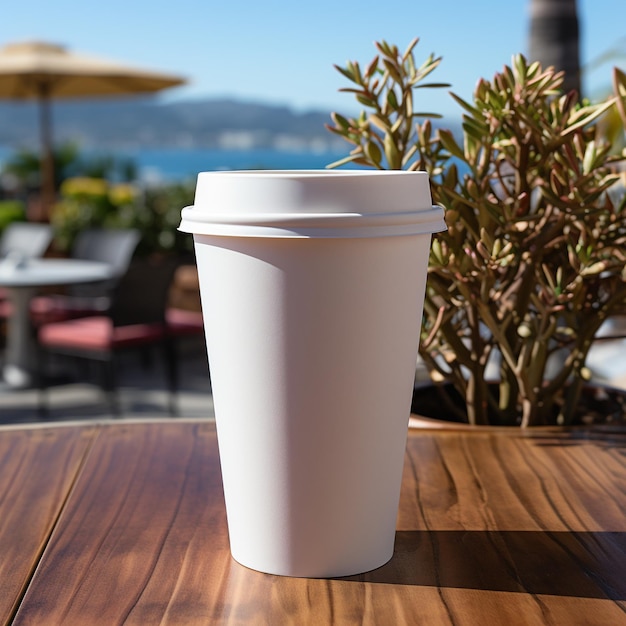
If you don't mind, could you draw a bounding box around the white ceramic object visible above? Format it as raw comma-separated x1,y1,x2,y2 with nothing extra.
179,170,445,577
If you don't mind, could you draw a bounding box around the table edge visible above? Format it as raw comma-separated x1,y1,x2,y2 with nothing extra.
0,417,215,433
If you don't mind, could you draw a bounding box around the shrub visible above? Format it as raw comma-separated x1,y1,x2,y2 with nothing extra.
328,40,626,426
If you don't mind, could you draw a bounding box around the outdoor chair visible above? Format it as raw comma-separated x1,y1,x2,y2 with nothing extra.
164,263,205,341
29,227,141,324
37,254,181,417
0,221,53,303
0,221,54,345
0,221,53,260
166,306,204,338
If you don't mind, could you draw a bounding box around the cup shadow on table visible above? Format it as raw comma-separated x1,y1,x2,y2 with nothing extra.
339,530,626,600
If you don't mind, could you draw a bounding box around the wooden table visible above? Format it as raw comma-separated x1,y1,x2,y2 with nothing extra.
1,419,625,625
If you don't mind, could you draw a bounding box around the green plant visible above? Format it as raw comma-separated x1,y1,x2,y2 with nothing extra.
0,142,138,202
614,67,626,130
51,177,139,251
327,38,449,170
0,200,26,232
51,176,195,256
130,182,195,256
328,41,626,427
1,143,81,191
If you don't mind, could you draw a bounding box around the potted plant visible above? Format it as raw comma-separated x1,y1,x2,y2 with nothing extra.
327,39,626,427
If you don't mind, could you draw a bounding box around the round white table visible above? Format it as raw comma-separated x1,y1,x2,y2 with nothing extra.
0,258,114,388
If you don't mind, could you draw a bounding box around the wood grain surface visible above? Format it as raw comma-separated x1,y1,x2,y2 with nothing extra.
6,421,626,625
0,424,96,625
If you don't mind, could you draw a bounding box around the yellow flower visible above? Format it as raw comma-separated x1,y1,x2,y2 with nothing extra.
60,177,108,198
50,199,80,224
109,183,137,206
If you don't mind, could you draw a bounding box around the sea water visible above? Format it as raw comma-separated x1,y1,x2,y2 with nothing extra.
128,147,349,184
0,145,349,186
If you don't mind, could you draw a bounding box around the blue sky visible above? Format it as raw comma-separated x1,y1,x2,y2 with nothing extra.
2,0,625,120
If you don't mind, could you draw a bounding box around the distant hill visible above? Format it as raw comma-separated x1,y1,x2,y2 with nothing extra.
0,97,345,152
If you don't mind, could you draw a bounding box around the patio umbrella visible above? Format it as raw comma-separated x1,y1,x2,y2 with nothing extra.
0,40,186,217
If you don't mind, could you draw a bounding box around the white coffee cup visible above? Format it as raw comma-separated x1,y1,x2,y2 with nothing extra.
180,170,445,577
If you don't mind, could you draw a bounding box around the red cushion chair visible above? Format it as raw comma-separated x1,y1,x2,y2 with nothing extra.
37,255,181,417
166,307,204,337
30,228,142,325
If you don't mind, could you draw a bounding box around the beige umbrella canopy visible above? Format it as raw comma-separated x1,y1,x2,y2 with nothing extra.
0,40,187,216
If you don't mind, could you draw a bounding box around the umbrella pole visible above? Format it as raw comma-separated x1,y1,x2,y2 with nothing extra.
38,86,56,221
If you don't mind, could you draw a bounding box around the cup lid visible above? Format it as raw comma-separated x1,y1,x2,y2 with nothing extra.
179,170,446,238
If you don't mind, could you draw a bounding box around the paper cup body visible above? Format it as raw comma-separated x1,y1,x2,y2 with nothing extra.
180,170,445,577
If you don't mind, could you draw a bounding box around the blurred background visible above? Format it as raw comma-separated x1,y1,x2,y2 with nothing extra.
1,0,624,190
0,0,624,422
